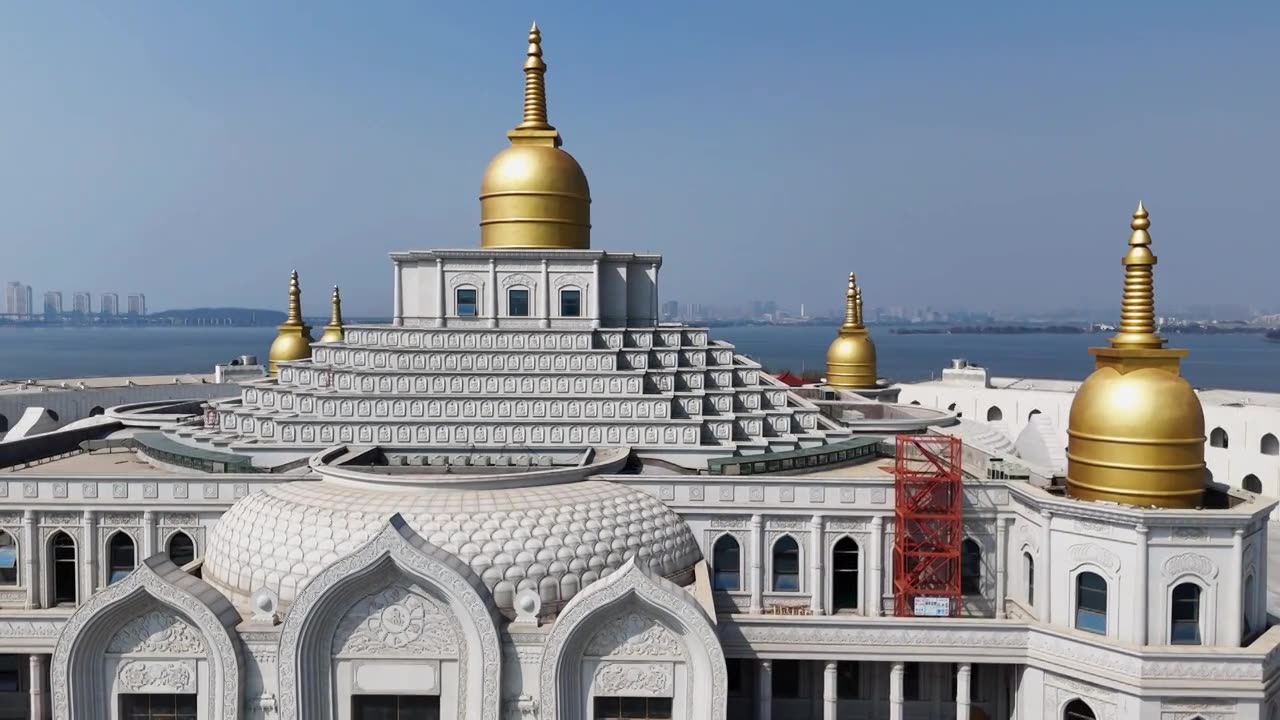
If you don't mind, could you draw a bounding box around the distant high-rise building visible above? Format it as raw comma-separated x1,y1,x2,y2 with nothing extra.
660,300,678,321
5,282,33,318
73,292,92,314
101,293,119,317
127,293,147,316
43,291,63,317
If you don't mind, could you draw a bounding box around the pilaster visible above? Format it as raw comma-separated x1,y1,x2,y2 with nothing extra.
889,661,904,720
435,258,445,328
750,514,763,615
393,259,404,327
1135,524,1149,645
488,257,498,328
81,510,96,601
540,258,550,329
142,510,156,559
869,515,884,617
996,516,1009,619
591,258,601,329
1039,510,1052,623
823,661,837,720
956,662,971,720
22,510,38,610
1227,527,1244,646
810,514,824,615
757,660,772,720
29,654,45,720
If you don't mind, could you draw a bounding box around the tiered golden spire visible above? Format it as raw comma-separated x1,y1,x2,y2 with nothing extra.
479,22,592,250
825,272,878,389
1066,203,1206,509
319,286,345,344
268,270,313,376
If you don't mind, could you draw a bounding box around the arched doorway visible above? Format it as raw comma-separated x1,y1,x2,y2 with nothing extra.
986,406,1003,422
831,537,859,612
1244,474,1263,493
168,531,197,567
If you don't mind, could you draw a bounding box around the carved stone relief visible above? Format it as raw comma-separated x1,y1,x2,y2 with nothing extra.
108,610,207,655
332,585,459,657
585,613,683,658
1162,552,1219,580
593,662,673,697
117,660,196,693
1067,543,1121,573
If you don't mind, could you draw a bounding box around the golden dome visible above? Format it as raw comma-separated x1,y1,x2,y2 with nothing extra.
825,273,879,389
268,271,313,376
318,285,345,344
479,23,592,250
1066,203,1207,509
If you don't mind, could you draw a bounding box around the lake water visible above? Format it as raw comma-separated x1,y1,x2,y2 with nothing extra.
1,325,1277,392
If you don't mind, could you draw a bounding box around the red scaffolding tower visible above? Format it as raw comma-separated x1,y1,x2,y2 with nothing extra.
892,434,964,617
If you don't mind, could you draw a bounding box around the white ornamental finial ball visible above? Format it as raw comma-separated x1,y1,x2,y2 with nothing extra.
513,589,541,625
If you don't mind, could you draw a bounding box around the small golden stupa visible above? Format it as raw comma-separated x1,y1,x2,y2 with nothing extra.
267,271,313,376
1066,203,1206,509
825,273,879,389
319,286,345,344
479,22,592,250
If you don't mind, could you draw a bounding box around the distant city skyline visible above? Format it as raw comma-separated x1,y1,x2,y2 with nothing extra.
3,280,146,318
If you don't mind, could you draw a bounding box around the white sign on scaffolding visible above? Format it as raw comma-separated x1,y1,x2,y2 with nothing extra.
913,597,950,617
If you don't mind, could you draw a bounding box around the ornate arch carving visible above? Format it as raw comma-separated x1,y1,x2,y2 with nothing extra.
501,273,537,290
539,558,726,720
277,514,501,720
448,272,485,290
50,555,243,720
1161,552,1219,581
1067,543,1120,574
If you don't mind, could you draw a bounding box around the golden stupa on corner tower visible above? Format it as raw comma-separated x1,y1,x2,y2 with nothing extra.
1066,203,1206,509
318,285,345,344
825,273,879,389
479,23,592,250
267,271,313,376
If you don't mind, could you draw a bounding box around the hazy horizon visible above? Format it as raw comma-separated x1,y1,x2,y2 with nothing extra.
2,2,1276,317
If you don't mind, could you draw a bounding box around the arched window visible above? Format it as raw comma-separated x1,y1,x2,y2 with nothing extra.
961,539,982,595
1075,572,1107,634
108,532,136,585
1263,433,1280,456
771,536,800,592
1210,427,1229,449
1170,582,1202,644
559,288,582,317
1024,552,1035,606
50,532,77,605
831,537,860,612
88,406,105,416
1245,574,1256,636
1244,474,1262,494
1028,409,1042,421
712,535,741,591
507,288,530,317
455,286,479,316
987,406,1003,422
1064,699,1097,720
168,531,197,568
0,531,17,586
0,413,8,433
909,400,921,406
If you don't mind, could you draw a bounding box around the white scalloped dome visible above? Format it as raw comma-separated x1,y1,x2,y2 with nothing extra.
202,477,701,617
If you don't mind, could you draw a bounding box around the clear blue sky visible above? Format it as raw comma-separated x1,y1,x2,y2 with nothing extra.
2,2,1276,317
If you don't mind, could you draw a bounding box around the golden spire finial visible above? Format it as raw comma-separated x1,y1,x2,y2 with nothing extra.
320,285,345,343
842,273,858,327
1109,201,1165,350
284,270,303,326
514,21,554,132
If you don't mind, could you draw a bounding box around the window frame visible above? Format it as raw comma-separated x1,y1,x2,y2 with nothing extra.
454,286,479,317
1169,581,1203,645
49,531,77,606
107,530,137,586
770,535,802,593
559,287,582,318
830,535,860,612
960,538,982,596
507,287,531,317
167,531,197,568
1073,570,1109,635
711,534,741,592
0,530,18,586
1024,551,1035,607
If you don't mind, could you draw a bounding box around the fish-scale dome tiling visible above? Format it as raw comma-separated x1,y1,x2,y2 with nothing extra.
202,478,701,617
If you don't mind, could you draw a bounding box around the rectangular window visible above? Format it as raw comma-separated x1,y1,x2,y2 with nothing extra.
508,288,530,317
560,289,581,317
119,694,198,719
592,697,673,719
352,694,441,720
772,660,803,699
456,288,478,317
836,661,859,699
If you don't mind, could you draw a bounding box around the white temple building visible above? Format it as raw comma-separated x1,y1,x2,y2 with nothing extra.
0,22,1278,720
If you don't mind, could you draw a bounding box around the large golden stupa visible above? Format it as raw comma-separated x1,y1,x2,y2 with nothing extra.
479,23,592,250
267,270,313,375
1065,203,1206,509
825,273,879,389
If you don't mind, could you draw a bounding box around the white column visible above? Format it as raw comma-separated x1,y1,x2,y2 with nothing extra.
889,661,905,720
488,258,498,328
1134,524,1148,645
750,514,764,614
823,661,838,720
81,510,96,601
757,660,773,720
142,510,156,559
591,258,601,329
392,259,404,326
810,514,824,615
1039,510,1052,623
22,510,38,609
955,662,971,720
28,654,45,720
869,516,884,617
650,262,660,326
995,516,1009,619
435,258,445,327
1227,528,1245,646
540,258,551,329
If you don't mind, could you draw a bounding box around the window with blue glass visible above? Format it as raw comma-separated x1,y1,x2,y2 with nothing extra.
1170,582,1202,644
109,532,136,585
559,288,581,317
455,287,478,316
712,535,740,591
771,536,800,592
1074,571,1107,634
508,288,530,317
0,531,17,586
